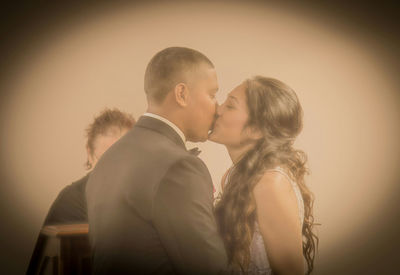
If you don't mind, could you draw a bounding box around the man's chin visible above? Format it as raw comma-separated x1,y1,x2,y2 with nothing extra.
187,134,207,143
187,128,215,143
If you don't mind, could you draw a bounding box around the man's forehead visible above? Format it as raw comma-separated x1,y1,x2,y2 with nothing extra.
183,63,217,88
198,65,216,78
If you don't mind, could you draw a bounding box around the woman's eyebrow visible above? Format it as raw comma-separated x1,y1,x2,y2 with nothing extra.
228,95,239,103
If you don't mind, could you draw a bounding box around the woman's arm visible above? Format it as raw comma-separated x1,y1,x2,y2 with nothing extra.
253,171,304,275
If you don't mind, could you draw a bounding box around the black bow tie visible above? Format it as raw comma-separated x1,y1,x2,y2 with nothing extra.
188,147,201,156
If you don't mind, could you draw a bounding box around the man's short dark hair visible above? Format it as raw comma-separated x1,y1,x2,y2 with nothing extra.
144,47,214,104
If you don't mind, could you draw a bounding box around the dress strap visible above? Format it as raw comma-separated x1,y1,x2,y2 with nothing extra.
265,166,294,184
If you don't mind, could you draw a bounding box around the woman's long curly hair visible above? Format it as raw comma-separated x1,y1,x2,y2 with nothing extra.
214,76,318,274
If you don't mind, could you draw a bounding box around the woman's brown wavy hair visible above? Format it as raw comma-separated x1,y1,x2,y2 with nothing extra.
214,76,318,274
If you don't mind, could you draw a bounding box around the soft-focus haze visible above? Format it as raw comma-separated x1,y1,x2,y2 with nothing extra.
0,1,399,274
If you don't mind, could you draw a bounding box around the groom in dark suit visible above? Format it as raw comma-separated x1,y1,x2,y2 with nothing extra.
86,47,228,274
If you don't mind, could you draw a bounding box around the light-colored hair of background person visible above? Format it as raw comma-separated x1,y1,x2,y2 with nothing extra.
214,76,318,274
144,46,214,104
85,108,135,169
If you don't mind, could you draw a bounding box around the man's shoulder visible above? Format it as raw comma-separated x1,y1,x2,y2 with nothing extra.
131,124,197,164
107,124,185,158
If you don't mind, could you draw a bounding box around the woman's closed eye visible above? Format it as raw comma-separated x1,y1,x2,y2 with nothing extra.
224,99,235,109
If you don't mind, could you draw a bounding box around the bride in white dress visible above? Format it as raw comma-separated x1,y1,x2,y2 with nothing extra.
208,76,318,274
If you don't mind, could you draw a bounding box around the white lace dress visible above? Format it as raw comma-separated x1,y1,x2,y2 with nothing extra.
224,166,305,275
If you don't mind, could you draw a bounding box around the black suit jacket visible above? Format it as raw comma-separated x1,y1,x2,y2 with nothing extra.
86,116,228,274
44,174,89,225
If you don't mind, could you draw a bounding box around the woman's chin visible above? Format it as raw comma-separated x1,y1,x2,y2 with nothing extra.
207,130,218,142
208,131,225,145
207,133,215,142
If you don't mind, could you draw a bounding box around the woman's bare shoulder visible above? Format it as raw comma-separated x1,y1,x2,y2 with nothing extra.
253,169,293,197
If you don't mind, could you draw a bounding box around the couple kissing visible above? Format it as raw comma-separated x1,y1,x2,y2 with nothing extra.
86,47,317,275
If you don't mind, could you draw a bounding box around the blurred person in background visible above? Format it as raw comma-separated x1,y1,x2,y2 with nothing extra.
43,108,135,225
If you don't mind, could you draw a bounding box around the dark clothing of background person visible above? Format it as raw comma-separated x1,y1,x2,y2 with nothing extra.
86,116,228,275
44,174,89,225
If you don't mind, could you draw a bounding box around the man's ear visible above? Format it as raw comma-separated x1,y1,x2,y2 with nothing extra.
174,83,189,107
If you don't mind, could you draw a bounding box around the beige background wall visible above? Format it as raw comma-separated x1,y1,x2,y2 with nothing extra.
1,1,399,274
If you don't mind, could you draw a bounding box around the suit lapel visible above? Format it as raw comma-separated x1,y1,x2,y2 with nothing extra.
135,116,186,150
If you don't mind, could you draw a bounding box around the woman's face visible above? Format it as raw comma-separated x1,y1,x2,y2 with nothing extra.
209,82,258,147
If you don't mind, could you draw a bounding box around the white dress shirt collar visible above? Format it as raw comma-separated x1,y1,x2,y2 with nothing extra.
143,112,186,146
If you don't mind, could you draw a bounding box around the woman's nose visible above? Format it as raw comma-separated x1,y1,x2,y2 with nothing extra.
215,104,222,116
